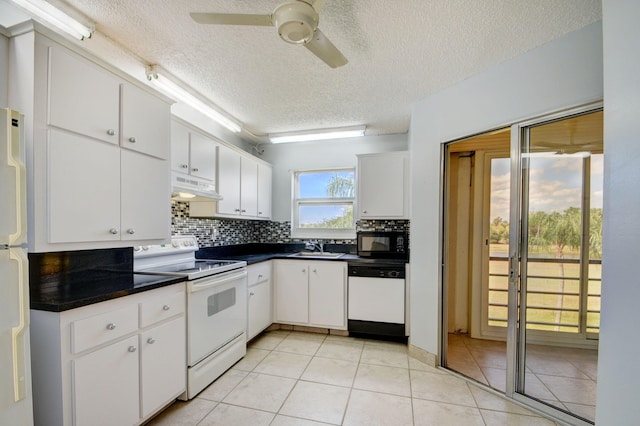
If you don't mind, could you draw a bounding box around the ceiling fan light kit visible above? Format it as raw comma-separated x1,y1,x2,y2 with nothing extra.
274,1,319,44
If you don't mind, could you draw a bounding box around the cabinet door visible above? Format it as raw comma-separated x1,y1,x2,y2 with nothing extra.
257,163,272,219
189,132,217,182
48,129,121,243
140,317,186,418
248,280,272,340
309,261,346,328
217,145,241,215
170,120,190,173
240,156,258,217
73,335,140,426
357,153,408,218
120,83,170,159
274,261,309,324
121,150,170,241
48,46,120,144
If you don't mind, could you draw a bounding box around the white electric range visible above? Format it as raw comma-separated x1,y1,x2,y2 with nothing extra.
134,235,248,399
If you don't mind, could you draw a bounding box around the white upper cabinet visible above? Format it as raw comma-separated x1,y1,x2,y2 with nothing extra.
170,119,190,173
48,129,120,243
240,156,258,217
257,163,272,219
216,144,271,219
357,151,410,219
217,144,242,215
170,120,217,182
48,45,120,144
189,131,217,182
121,150,170,240
13,34,171,251
120,83,170,159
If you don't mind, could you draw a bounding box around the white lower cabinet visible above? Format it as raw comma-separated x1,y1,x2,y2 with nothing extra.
73,335,140,426
140,317,186,418
247,262,272,340
274,260,346,329
30,283,186,426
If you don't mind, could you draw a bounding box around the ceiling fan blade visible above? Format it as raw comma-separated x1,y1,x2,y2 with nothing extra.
304,0,326,13
190,12,273,26
304,28,348,68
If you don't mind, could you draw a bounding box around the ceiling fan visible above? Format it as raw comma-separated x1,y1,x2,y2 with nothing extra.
190,0,348,68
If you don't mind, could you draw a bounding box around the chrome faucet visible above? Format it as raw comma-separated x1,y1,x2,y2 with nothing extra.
305,240,324,253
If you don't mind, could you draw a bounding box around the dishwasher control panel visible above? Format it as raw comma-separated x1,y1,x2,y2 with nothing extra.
348,264,406,279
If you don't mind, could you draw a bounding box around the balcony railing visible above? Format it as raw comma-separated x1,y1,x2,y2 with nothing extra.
488,256,601,334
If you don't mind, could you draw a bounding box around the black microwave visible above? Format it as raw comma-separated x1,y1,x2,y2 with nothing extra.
356,231,409,259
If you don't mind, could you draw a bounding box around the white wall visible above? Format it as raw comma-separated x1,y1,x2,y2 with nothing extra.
408,22,603,355
596,1,640,423
0,32,8,107
261,134,408,221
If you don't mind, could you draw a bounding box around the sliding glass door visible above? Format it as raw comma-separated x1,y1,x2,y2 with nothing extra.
507,107,602,423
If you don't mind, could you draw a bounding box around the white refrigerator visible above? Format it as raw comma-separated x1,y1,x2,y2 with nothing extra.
0,108,33,425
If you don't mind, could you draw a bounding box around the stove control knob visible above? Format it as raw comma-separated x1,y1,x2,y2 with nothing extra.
142,246,150,251
172,241,180,248
134,246,142,252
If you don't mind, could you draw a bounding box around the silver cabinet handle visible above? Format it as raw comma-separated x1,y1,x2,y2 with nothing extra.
258,211,263,215
127,228,135,234
181,164,189,169
241,209,246,213
128,346,137,353
128,137,136,143
109,228,118,235
106,323,116,330
362,210,368,214
258,274,263,279
162,305,170,311
147,338,155,344
302,269,306,273
249,292,255,296
234,208,241,212
192,167,199,172
106,129,115,136
313,269,317,273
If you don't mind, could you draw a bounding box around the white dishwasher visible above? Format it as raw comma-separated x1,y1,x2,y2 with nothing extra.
347,261,406,339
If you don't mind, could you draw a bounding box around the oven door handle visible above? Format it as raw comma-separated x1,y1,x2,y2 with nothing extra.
189,269,247,293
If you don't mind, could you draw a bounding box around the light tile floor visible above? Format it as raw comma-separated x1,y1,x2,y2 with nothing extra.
148,330,559,425
446,333,597,423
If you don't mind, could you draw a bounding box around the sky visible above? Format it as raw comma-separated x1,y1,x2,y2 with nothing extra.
490,154,604,222
298,170,355,225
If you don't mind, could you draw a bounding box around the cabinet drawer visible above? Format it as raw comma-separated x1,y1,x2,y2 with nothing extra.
71,304,138,353
248,262,271,287
140,290,185,328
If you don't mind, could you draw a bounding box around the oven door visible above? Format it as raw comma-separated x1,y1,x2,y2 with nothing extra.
187,268,247,366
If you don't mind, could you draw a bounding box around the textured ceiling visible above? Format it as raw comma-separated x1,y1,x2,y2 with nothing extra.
46,0,600,138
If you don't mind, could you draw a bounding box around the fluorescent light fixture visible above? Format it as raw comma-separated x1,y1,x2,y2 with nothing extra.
10,0,93,40
146,66,241,134
270,126,366,144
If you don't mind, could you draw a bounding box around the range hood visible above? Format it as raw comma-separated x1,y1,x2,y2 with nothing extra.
171,172,222,201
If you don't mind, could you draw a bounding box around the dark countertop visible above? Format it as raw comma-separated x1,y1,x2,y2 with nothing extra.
30,272,185,312
28,243,408,312
195,243,407,266
29,247,184,312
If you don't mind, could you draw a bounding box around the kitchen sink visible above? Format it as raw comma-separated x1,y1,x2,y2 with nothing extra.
288,252,345,259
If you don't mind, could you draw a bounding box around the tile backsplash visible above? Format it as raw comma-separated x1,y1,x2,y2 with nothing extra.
172,201,409,248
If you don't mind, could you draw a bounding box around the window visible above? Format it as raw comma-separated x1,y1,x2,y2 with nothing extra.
292,168,356,239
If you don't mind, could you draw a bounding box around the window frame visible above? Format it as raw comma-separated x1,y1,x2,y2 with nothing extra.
291,167,356,240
